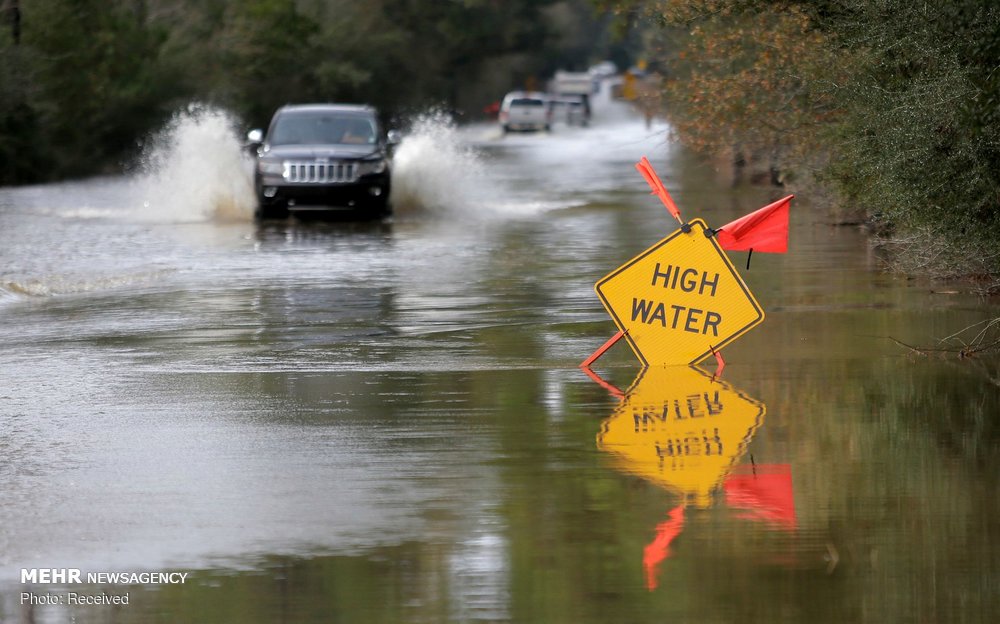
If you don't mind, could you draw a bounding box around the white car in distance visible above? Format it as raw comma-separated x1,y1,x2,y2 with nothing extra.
498,91,551,134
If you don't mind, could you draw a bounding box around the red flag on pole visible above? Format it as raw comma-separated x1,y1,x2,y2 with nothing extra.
715,195,793,253
635,157,682,223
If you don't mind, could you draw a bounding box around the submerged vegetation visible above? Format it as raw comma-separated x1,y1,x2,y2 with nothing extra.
607,0,1000,292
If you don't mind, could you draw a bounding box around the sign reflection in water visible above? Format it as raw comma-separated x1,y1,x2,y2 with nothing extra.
594,366,796,589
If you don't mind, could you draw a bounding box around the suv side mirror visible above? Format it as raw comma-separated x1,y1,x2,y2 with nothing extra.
246,128,264,154
386,129,402,146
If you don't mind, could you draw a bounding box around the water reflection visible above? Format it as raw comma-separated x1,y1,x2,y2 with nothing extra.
595,366,765,506
593,365,796,589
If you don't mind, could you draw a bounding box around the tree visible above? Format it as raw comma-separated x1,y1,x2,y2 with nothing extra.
658,6,845,183
616,0,1000,289
0,0,623,183
21,0,178,176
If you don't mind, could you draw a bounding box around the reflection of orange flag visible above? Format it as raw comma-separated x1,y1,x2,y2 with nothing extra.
635,157,682,222
723,464,797,529
643,505,685,590
715,195,793,253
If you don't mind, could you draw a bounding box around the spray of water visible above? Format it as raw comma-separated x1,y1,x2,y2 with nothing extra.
390,110,495,218
133,104,257,222
390,109,602,221
128,103,611,225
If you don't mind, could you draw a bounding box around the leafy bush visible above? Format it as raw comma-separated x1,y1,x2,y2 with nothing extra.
626,0,1000,289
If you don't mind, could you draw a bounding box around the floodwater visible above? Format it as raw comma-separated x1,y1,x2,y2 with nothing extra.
1,91,998,623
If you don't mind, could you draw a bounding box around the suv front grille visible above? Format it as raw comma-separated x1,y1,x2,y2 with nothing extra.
283,161,358,183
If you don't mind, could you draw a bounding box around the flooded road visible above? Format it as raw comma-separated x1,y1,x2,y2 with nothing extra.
2,93,999,623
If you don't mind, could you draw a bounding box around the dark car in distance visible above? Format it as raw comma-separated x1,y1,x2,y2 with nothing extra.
247,104,397,219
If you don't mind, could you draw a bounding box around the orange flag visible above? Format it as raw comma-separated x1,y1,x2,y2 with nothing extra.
635,157,682,222
715,195,793,253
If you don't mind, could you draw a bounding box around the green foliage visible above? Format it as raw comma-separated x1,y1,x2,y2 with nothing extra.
0,44,45,184
629,0,1000,287
811,1,1000,288
21,0,178,175
827,1,1000,234
0,0,613,183
216,0,322,124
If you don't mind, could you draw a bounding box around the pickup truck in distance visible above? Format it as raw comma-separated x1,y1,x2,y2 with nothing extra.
247,104,396,219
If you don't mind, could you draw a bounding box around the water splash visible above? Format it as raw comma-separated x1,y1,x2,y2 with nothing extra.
395,106,675,222
133,104,256,222
0,284,24,304
391,110,494,218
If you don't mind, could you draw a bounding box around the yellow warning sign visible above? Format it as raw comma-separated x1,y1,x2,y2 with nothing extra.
596,365,765,508
595,219,764,366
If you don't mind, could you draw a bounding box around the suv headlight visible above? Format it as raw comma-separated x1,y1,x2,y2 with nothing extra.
357,159,387,175
257,160,285,176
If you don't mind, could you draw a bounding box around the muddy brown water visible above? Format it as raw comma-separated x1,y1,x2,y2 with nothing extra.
2,97,998,622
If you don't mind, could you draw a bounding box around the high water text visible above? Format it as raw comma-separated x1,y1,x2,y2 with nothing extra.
630,263,722,336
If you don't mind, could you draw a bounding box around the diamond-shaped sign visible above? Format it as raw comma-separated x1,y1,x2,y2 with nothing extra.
595,219,764,365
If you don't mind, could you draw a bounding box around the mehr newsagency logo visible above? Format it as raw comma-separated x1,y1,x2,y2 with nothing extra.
21,568,189,585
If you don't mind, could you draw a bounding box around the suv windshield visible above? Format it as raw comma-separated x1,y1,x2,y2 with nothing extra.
269,112,377,146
